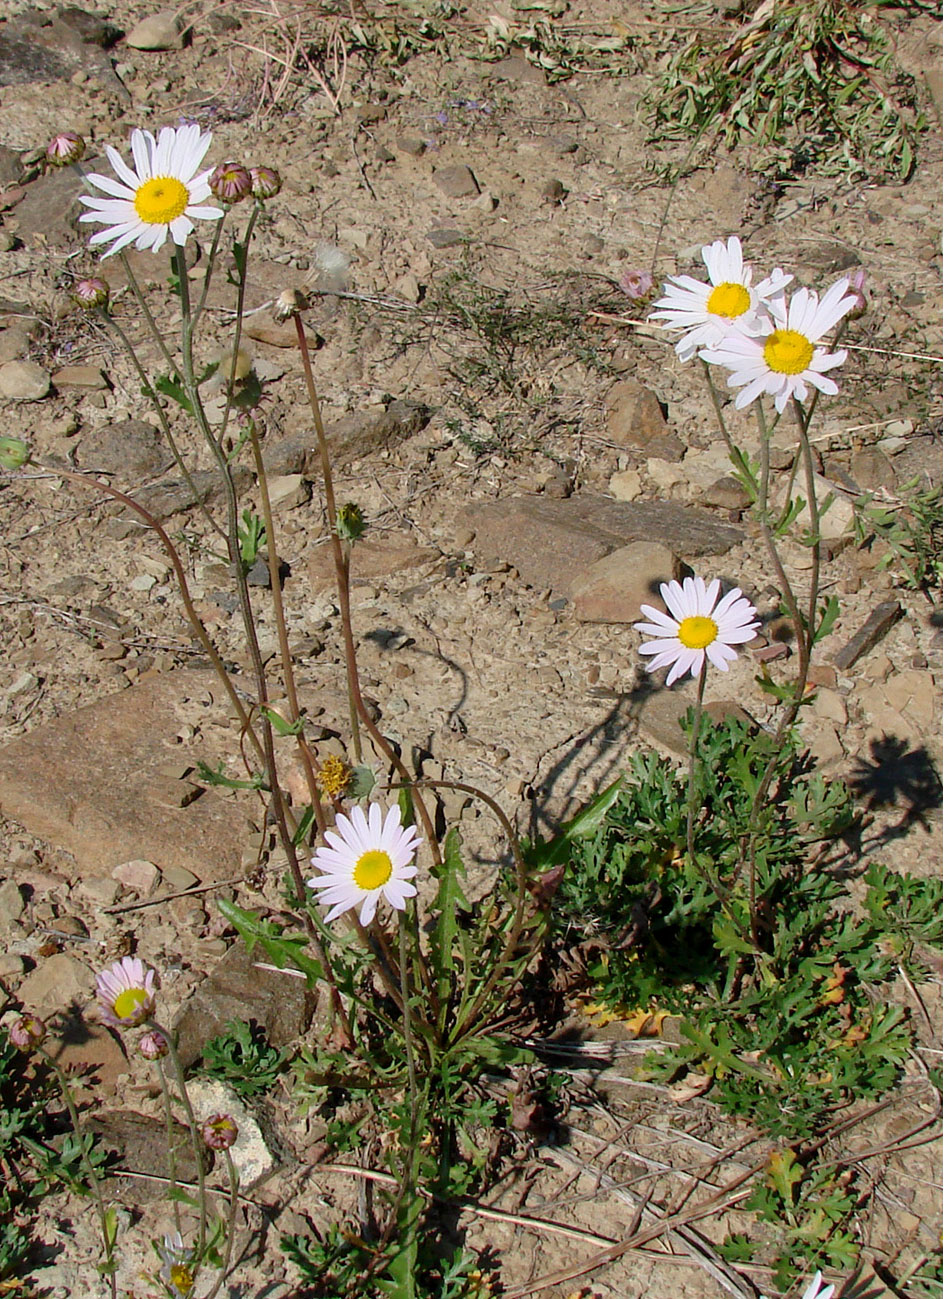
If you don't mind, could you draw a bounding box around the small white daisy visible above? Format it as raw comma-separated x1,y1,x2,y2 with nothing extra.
309,803,422,925
157,1231,196,1298
78,124,222,258
649,236,792,362
702,278,858,412
95,955,157,1028
634,576,759,686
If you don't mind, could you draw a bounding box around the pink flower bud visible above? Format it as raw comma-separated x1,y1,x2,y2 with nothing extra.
73,277,110,310
847,268,868,319
250,166,282,200
201,1114,238,1150
139,1029,169,1060
9,1015,46,1051
46,133,86,167
619,267,655,301
209,162,253,204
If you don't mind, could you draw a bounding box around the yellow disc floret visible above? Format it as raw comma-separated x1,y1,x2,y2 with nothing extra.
169,1263,195,1295
764,329,815,375
677,616,718,649
353,849,393,891
318,755,352,798
706,281,751,318
134,176,189,225
113,986,149,1021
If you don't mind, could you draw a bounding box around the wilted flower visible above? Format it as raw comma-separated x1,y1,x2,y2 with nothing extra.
78,123,222,257
209,161,253,204
46,132,85,167
701,278,858,413
309,803,422,925
634,576,759,686
618,267,654,300
139,1029,169,1060
317,754,353,799
273,288,308,322
649,236,792,362
158,1231,195,1298
336,502,366,542
9,1014,46,1051
201,1113,238,1150
250,165,282,200
96,956,157,1028
72,277,110,310
0,437,31,470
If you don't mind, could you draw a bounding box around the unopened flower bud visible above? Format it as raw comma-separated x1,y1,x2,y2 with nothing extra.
273,288,307,323
847,268,868,319
336,502,366,542
9,1014,46,1051
209,162,253,205
619,267,655,301
201,1114,238,1150
250,165,281,200
73,277,110,310
46,132,85,167
0,437,30,469
139,1029,169,1060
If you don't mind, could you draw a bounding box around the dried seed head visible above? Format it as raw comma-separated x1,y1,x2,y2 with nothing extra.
273,288,308,322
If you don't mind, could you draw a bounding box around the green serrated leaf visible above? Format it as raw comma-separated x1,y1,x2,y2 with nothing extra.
431,828,469,1022
154,373,193,414
217,899,324,986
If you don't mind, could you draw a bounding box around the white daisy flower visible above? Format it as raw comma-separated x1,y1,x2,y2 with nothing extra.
702,278,858,413
649,236,792,362
308,802,422,925
634,576,760,686
78,124,222,258
95,955,157,1028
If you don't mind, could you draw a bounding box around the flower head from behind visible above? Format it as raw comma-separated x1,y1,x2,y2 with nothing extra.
309,802,421,925
634,576,759,686
96,955,157,1028
78,124,222,257
702,278,857,412
158,1232,195,1298
649,236,792,362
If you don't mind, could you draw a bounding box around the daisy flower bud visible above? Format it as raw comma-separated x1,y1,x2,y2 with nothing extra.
619,267,654,301
209,161,253,205
96,955,157,1028
250,165,282,200
273,288,308,322
72,277,110,310
201,1113,239,1150
139,1029,169,1060
46,132,85,167
847,268,868,319
9,1014,46,1051
0,437,31,470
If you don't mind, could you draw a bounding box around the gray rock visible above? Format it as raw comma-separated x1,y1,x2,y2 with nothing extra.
850,447,897,493
434,164,480,199
461,495,743,596
0,325,37,364
127,466,253,523
78,419,170,479
52,365,108,390
832,601,903,671
125,11,184,49
427,227,466,248
638,695,754,757
0,145,21,187
12,161,98,249
604,379,682,461
185,1079,276,1187
541,178,566,202
0,360,50,401
172,940,317,1069
703,476,750,511
263,400,432,476
570,542,683,623
489,54,546,84
0,878,26,930
87,1111,205,1200
397,135,427,156
0,15,127,92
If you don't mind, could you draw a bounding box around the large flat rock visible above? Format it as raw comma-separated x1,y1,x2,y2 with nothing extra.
461,495,743,595
0,670,252,882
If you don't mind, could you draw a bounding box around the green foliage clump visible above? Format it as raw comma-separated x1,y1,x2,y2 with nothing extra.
854,479,943,593
648,0,926,180
199,1018,288,1096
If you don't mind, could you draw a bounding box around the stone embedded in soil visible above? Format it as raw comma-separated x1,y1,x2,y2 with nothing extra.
0,359,50,401
637,695,754,757
52,365,108,389
0,670,252,882
427,227,466,248
303,535,438,594
434,164,480,198
263,400,432,476
604,379,683,462
124,465,253,523
0,878,26,930
11,160,98,249
17,951,95,1013
172,940,318,1070
569,542,683,623
125,11,184,49
185,1078,276,1187
833,600,904,670
88,1111,205,1197
0,13,127,91
0,325,32,363
461,495,743,596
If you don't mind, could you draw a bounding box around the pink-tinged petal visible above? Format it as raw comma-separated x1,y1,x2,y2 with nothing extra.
359,893,379,925
660,581,688,623
805,371,840,397
169,215,194,245
705,642,736,671
104,146,141,190
131,130,152,180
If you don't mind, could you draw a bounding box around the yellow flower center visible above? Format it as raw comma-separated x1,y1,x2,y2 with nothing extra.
318,755,352,798
353,849,393,891
706,281,751,318
678,616,718,649
169,1263,194,1295
134,176,189,225
113,987,149,1020
764,329,815,375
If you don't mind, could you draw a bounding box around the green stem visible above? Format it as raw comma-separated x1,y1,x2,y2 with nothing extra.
149,1019,208,1268
119,250,178,376
202,1150,240,1299
155,1057,182,1234
39,1047,118,1299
